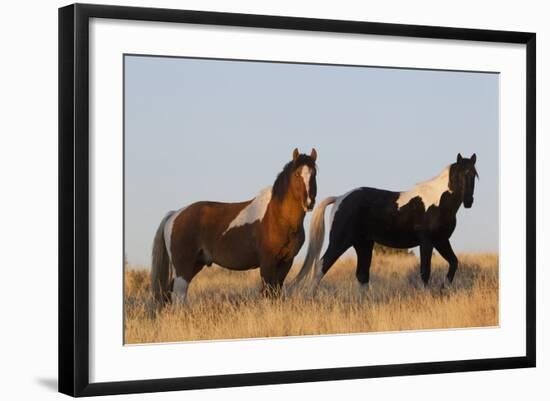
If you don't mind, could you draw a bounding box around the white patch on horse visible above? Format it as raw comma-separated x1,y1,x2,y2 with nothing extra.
172,276,188,304
163,207,187,265
301,166,312,206
169,262,176,282
223,187,272,235
396,166,452,211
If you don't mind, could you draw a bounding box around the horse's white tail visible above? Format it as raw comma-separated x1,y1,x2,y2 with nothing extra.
291,196,337,289
151,211,175,307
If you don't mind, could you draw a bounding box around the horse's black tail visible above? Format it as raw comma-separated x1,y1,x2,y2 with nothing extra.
151,211,175,307
290,196,337,291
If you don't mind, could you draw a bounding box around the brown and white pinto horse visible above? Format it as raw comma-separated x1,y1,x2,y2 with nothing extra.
151,148,318,306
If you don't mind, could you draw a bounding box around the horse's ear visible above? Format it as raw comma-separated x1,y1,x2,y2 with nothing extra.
292,148,299,161
310,148,317,162
457,153,463,163
471,153,477,164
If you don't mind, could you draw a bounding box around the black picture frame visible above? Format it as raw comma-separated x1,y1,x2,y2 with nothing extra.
58,3,536,397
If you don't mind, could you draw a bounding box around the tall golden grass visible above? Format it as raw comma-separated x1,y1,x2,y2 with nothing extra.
124,253,498,344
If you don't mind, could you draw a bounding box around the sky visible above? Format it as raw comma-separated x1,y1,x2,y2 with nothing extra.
124,55,499,267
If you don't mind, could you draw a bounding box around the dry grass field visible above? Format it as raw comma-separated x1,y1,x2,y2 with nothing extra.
124,252,498,344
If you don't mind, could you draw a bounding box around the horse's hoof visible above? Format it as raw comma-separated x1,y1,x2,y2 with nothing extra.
441,277,453,290
306,286,319,298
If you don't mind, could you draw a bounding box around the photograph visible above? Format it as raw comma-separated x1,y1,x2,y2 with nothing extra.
123,54,499,344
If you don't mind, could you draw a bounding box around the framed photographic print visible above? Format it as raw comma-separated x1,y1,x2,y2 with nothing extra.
58,3,536,397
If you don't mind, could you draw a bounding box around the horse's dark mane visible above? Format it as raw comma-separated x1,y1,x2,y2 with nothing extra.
272,155,316,200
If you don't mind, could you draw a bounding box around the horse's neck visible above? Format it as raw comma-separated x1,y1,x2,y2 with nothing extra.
446,166,465,214
403,165,463,214
444,189,464,216
268,194,305,231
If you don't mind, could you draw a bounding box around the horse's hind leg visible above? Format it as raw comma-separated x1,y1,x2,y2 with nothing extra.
434,239,458,286
354,240,374,290
311,240,351,292
419,241,434,286
171,250,205,305
171,274,189,304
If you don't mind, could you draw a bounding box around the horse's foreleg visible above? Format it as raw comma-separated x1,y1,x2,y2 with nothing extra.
354,240,374,290
419,241,434,286
260,258,293,297
260,257,279,297
434,239,458,286
276,259,293,292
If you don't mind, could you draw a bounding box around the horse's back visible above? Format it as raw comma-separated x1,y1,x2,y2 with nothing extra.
333,187,456,247
170,199,261,269
330,187,419,247
335,187,400,217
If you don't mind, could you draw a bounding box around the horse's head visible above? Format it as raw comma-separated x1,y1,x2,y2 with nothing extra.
289,148,318,212
451,153,479,208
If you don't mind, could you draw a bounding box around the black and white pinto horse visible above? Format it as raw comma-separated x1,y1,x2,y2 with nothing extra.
292,153,478,292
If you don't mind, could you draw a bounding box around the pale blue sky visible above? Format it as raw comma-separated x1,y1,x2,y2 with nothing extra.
124,55,499,267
